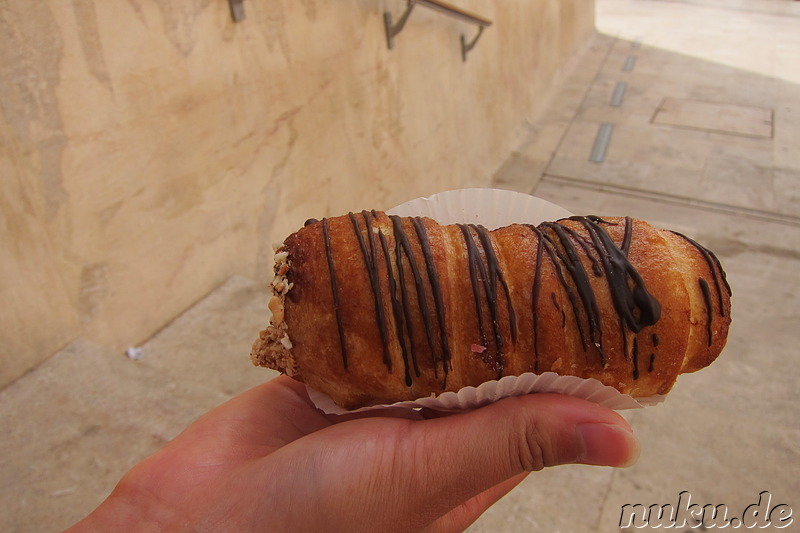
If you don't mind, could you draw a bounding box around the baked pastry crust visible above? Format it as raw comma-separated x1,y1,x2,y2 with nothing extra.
252,212,731,409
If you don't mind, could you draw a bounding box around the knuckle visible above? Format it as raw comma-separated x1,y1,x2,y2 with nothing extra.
512,413,556,472
517,426,545,472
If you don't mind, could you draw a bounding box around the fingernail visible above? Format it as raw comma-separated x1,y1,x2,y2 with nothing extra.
577,423,640,467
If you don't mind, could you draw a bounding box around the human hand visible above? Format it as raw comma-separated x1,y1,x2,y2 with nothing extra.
66,375,639,533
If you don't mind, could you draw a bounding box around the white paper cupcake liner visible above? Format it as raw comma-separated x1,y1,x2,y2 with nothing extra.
388,187,573,228
306,188,666,415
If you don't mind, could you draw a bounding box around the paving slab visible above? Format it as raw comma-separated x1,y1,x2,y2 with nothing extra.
492,34,616,194
0,339,209,532
652,98,773,138
0,276,276,532
132,274,271,397
545,2,800,221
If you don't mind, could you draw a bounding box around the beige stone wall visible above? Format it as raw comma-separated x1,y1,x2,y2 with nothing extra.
0,0,595,388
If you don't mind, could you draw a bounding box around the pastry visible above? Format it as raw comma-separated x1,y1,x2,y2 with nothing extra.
252,211,731,409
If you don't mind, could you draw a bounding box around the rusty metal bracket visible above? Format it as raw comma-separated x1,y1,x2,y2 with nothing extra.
229,0,245,22
384,0,492,60
384,1,417,50
460,25,485,62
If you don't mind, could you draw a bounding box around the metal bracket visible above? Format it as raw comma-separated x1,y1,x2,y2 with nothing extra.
384,0,491,61
384,1,417,50
228,0,245,22
460,25,484,62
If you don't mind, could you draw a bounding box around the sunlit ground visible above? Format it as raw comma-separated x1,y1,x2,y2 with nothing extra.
597,0,800,85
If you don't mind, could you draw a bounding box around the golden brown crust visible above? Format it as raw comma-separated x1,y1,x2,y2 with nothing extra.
252,212,731,409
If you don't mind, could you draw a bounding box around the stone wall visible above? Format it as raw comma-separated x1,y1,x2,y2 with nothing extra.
0,0,595,388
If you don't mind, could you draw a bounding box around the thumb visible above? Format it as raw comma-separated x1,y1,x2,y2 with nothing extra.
416,391,640,471
292,392,640,532
404,393,639,512
417,394,640,468
411,393,640,532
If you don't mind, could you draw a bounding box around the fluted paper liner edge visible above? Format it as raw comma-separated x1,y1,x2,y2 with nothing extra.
304,188,667,414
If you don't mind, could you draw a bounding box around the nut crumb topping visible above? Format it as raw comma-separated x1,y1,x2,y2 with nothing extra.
250,246,297,375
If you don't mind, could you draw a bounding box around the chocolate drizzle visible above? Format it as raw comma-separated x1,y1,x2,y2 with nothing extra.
474,225,517,344
458,224,517,378
650,334,658,372
621,216,633,255
386,215,453,385
550,292,566,327
576,216,660,377
349,212,392,371
539,221,608,364
530,226,545,372
699,278,713,347
670,231,732,347
460,225,489,350
317,213,667,390
322,218,348,369
390,215,437,378
411,217,452,381
536,227,592,353
619,217,634,364
671,232,732,308
533,217,661,373
376,214,416,386
570,216,661,334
